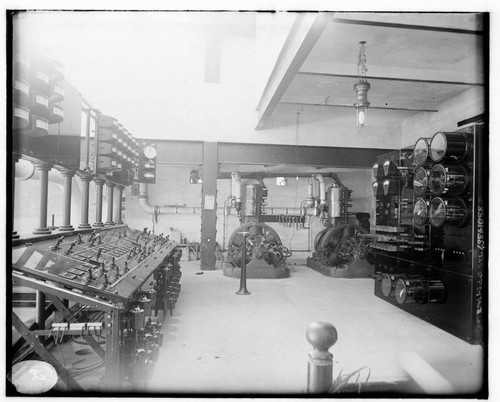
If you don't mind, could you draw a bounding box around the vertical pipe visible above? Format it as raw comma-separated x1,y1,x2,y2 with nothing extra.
35,291,46,329
12,154,20,239
114,185,124,224
94,177,105,227
78,172,92,229
33,162,52,234
200,142,218,270
58,169,74,231
105,182,115,225
235,232,251,295
104,308,122,390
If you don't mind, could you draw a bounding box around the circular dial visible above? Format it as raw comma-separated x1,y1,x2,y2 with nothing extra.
395,278,426,304
429,164,447,195
429,132,447,162
429,197,468,227
143,145,157,159
413,138,429,166
429,197,447,227
413,167,428,196
395,279,408,304
381,274,394,297
429,164,468,196
413,198,428,226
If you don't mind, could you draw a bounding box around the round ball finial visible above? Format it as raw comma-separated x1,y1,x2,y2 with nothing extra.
306,321,338,351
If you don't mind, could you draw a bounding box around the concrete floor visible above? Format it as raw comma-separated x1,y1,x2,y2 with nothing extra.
146,260,485,396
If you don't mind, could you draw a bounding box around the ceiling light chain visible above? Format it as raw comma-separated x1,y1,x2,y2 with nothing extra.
357,41,368,80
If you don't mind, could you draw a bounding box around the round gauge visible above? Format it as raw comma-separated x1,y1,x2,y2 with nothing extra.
430,131,468,163
395,278,426,304
413,167,428,196
381,274,394,297
413,138,430,166
429,197,468,228
429,197,446,227
429,164,468,196
395,279,409,304
429,131,447,162
429,164,447,195
143,145,157,159
413,198,428,226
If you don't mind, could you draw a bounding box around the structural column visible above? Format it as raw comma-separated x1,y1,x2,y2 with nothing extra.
105,181,115,225
77,172,92,229
94,177,105,227
58,169,75,231
33,162,52,235
12,154,20,239
200,141,218,270
114,185,124,224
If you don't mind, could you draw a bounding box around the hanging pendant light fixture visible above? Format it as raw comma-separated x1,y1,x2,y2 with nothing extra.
354,41,370,128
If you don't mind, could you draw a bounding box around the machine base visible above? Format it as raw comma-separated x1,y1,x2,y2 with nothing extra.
306,256,373,278
223,260,290,279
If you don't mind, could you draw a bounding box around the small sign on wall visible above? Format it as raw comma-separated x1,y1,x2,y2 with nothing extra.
204,194,215,210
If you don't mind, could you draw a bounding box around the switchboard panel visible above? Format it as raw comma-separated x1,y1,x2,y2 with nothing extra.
371,124,486,345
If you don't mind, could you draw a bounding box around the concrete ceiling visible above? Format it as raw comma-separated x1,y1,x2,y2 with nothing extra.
256,12,485,132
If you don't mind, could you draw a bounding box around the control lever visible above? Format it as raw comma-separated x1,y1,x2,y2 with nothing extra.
50,236,64,251
96,248,102,261
65,241,77,255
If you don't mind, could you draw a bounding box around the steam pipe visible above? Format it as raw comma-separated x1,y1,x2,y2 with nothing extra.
307,177,314,198
139,182,207,215
312,174,326,206
231,172,241,204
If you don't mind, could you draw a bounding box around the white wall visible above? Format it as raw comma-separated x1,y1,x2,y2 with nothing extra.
401,86,485,148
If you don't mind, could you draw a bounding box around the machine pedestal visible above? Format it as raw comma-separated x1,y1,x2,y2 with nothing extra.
307,256,373,278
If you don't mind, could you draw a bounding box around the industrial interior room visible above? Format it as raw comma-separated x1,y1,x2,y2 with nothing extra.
6,10,488,397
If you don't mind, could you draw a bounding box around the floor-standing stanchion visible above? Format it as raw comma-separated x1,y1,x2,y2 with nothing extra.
306,321,338,393
236,232,251,295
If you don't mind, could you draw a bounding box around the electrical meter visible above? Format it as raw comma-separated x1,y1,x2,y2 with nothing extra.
395,278,426,304
429,164,469,196
429,131,469,163
429,197,468,227
413,138,430,166
413,198,428,226
372,181,382,197
383,160,398,177
381,274,397,297
372,163,382,179
413,167,428,197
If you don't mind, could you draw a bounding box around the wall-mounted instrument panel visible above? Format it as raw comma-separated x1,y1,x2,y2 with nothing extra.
11,226,182,391
371,124,486,345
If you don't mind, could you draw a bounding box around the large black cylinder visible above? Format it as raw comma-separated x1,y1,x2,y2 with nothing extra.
429,131,469,163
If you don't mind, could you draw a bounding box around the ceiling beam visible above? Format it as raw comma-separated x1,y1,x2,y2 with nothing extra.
297,71,484,87
218,142,394,168
255,13,330,130
280,101,439,113
330,17,483,35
